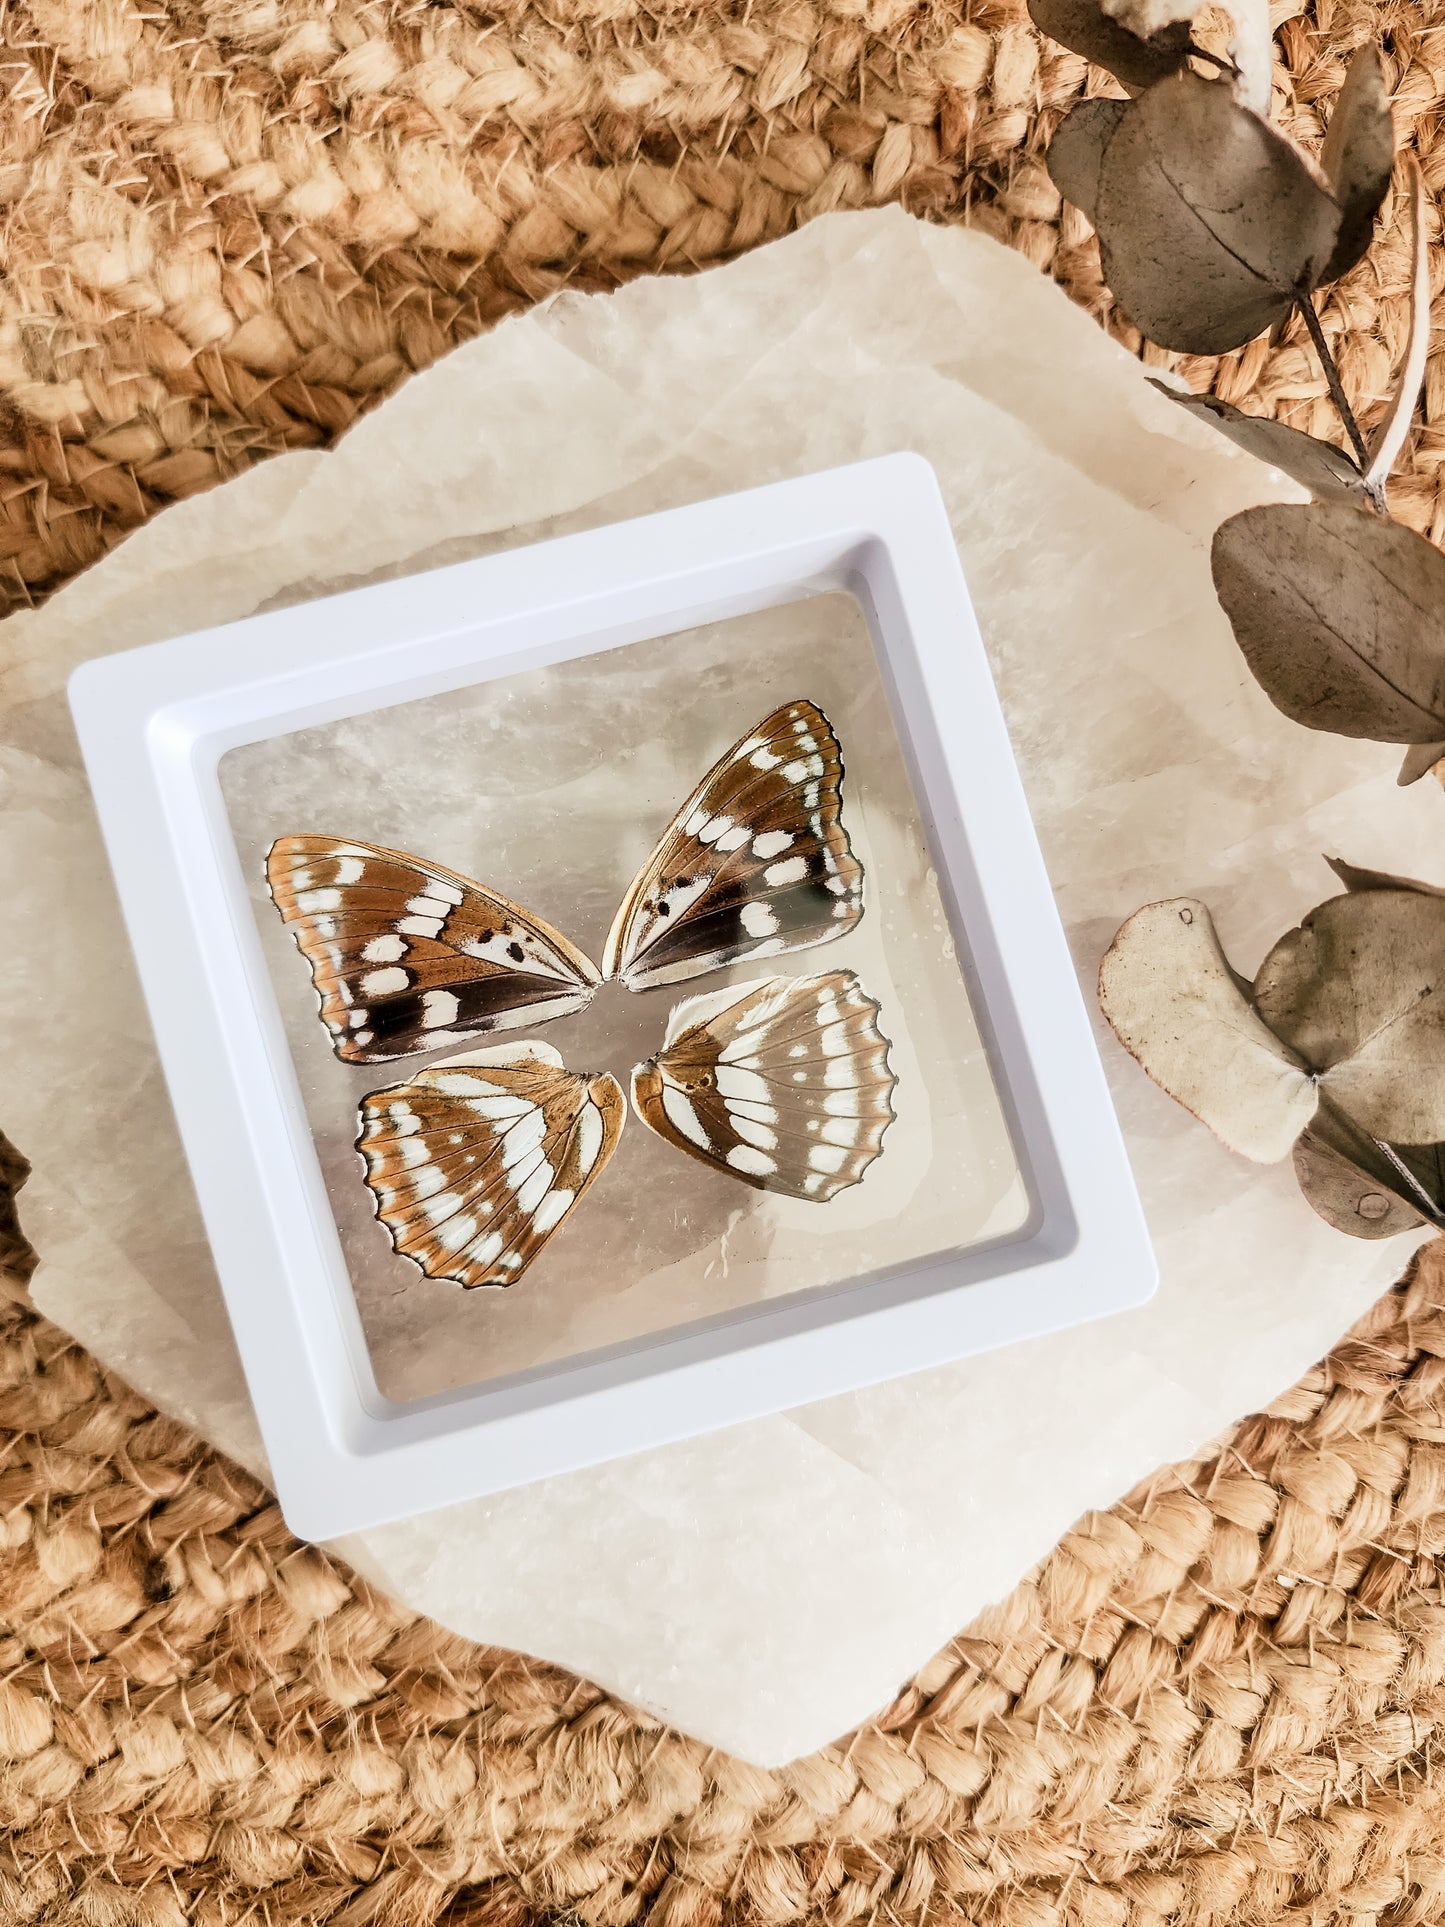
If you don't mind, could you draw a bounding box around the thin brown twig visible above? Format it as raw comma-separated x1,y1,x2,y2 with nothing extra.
1295,293,1372,475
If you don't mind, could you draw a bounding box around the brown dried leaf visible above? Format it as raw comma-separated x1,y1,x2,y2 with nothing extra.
1211,501,1445,743
1098,897,1317,1161
1367,160,1427,494
1028,0,1191,90
1399,742,1445,786
1292,1101,1431,1239
1046,97,1131,225
1094,70,1342,353
1253,890,1445,1143
1102,0,1272,112
1319,44,1396,284
1151,382,1366,504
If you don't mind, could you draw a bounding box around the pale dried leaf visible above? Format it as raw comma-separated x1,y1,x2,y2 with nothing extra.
1151,381,1365,504
1292,1102,1430,1239
1046,97,1131,225
1320,44,1396,283
1324,855,1445,897
1098,897,1317,1161
1211,501,1445,742
1028,0,1191,90
1094,70,1342,354
1102,0,1194,28
1367,161,1427,493
1253,890,1445,1143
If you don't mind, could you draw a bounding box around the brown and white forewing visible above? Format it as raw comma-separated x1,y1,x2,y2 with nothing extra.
631,970,896,1199
357,1041,624,1288
602,699,865,992
267,834,600,1064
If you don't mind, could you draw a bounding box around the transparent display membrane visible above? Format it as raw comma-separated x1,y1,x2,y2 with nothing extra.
219,592,1030,1402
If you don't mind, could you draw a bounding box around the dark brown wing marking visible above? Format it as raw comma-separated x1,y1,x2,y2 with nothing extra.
267,834,599,1064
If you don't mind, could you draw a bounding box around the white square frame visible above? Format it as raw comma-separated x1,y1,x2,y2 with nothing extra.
70,454,1155,1540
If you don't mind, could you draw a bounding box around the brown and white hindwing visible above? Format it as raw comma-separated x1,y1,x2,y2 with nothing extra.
267,834,600,1064
602,699,865,992
631,971,896,1199
357,1041,625,1288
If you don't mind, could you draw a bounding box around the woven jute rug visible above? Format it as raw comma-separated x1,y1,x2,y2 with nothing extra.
5,1,1445,1920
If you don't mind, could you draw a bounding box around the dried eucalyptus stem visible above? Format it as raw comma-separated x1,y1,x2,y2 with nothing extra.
1294,295,1371,475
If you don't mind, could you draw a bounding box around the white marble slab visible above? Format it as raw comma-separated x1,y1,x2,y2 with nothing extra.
0,209,1423,1765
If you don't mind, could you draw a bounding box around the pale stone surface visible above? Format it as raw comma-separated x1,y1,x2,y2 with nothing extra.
0,209,1430,1765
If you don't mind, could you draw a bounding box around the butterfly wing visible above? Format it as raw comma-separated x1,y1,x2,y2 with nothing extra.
267,835,600,1063
631,970,897,1199
602,699,865,992
357,1040,625,1287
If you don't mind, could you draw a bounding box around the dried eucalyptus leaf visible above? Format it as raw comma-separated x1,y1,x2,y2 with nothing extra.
1319,44,1395,284
1094,69,1342,354
1292,1107,1429,1239
1098,897,1318,1161
1028,0,1191,89
1399,742,1445,786
1101,0,1272,112
1367,161,1427,493
1046,97,1131,225
1211,501,1445,742
1253,890,1445,1143
1150,382,1366,504
1324,855,1445,897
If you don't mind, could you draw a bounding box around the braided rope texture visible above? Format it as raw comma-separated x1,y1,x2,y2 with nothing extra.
0,0,1442,622
6,0,1445,1917
2,1139,1445,1924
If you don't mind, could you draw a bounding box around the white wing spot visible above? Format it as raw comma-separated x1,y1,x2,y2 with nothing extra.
362,934,407,964
728,1145,777,1177
741,901,779,938
464,1091,530,1118
699,814,734,845
532,1188,575,1235
423,990,460,1029
334,857,365,885
662,1084,711,1149
575,1104,604,1173
685,808,710,836
515,1160,555,1214
399,915,444,938
501,1109,547,1168
362,966,410,996
715,824,751,852
475,1231,504,1265
716,1064,769,1103
750,747,781,771
296,888,341,913
782,760,808,784
436,1213,478,1253
752,831,794,859
764,856,809,888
